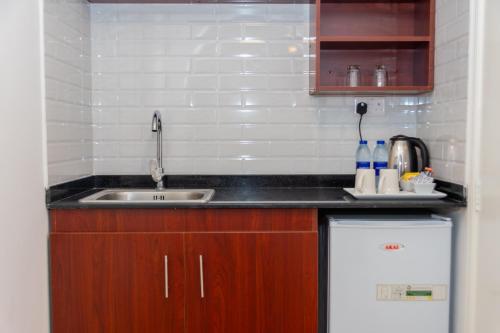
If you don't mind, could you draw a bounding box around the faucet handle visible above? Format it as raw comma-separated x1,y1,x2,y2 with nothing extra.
149,159,163,183
152,111,162,132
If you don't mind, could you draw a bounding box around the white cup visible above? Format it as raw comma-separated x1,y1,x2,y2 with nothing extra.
355,169,376,194
413,182,436,194
378,169,400,194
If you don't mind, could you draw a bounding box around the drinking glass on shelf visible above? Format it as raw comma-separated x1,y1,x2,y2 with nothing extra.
327,69,336,85
346,65,361,87
373,65,388,87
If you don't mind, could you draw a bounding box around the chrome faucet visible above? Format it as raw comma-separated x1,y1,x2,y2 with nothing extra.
150,111,164,190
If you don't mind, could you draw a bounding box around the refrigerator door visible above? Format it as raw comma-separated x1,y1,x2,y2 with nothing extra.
328,216,452,333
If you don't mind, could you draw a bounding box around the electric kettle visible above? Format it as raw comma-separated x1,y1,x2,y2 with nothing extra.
388,135,430,176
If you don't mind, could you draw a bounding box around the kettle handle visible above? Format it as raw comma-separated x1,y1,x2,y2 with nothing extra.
409,138,430,170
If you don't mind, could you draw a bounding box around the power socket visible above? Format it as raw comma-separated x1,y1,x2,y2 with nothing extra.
356,102,368,115
354,97,386,116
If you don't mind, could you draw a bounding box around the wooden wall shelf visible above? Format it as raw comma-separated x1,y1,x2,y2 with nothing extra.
319,36,431,42
310,0,435,95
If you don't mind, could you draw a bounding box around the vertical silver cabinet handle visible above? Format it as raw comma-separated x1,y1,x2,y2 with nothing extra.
164,255,169,299
199,255,205,299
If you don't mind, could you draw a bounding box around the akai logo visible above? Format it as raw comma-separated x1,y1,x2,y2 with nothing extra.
381,243,405,251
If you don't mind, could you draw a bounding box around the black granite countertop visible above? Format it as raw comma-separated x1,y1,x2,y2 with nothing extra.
46,175,466,209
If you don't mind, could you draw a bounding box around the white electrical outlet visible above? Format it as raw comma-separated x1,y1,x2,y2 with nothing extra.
354,97,386,116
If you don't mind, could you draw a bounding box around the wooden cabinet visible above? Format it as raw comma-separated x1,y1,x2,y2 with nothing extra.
50,233,185,333
185,232,317,333
50,209,318,333
310,0,435,94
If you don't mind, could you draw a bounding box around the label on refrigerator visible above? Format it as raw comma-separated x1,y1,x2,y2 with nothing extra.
376,284,447,301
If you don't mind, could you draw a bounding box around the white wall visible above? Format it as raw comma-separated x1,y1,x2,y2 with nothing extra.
469,0,500,330
90,4,418,176
0,1,49,332
45,0,92,185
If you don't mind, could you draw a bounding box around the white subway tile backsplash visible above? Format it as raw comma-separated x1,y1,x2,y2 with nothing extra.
268,75,308,90
219,41,268,58
217,94,244,107
118,108,150,124
44,3,470,179
165,109,217,124
218,24,243,40
117,40,166,57
191,58,220,73
192,158,241,174
318,141,357,158
217,109,268,124
244,59,294,74
218,75,268,91
218,141,270,158
268,142,317,157
143,24,191,40
242,124,290,140
93,125,144,141
94,57,142,73
164,158,196,173
94,142,121,158
186,76,218,90
218,59,244,73
141,57,191,73
290,125,319,140
416,0,469,185
215,5,268,23
162,125,196,140
192,25,218,40
267,42,306,57
243,92,295,107
141,92,189,106
166,41,217,56
48,142,92,163
267,109,318,124
194,125,242,141
189,92,219,107
266,5,308,22
242,158,292,174
243,24,295,40
45,0,92,185
93,158,143,175
165,142,219,157
48,160,93,186
93,73,119,90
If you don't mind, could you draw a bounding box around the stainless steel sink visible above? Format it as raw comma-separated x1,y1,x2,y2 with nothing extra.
79,189,215,204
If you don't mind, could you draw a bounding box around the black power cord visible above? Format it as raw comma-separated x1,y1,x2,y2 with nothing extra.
356,102,368,141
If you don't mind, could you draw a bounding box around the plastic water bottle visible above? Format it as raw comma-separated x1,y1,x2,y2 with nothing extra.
355,140,371,169
373,140,389,183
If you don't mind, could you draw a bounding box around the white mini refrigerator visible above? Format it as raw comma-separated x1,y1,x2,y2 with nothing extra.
328,215,452,333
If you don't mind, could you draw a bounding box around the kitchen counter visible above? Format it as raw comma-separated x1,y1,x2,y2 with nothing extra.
46,175,466,209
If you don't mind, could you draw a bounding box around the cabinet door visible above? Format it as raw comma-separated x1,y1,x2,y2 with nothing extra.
50,233,184,333
185,232,317,333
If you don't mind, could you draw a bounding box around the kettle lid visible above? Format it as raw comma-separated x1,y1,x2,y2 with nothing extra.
390,135,411,142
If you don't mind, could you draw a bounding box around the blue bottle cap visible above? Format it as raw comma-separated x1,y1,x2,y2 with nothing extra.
359,140,368,144
376,140,385,144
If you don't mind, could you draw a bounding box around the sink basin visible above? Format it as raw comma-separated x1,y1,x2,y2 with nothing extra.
79,189,215,204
